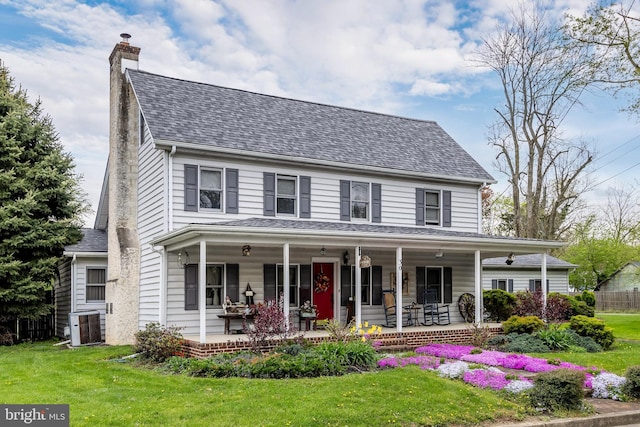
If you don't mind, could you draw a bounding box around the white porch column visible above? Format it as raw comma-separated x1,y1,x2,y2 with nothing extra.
396,247,403,332
199,240,207,343
355,246,362,327
541,252,548,318
283,243,290,323
474,250,482,324
158,247,167,325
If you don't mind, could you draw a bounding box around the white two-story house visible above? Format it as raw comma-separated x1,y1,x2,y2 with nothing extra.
56,36,563,348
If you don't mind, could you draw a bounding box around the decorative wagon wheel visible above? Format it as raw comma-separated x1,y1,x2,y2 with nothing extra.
457,292,475,323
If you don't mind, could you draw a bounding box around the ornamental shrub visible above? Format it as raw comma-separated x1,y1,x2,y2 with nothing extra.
483,289,517,321
134,322,184,363
567,297,595,318
529,369,585,411
503,315,545,335
569,315,615,350
545,293,572,322
578,290,596,308
244,300,298,352
502,333,550,353
514,290,544,318
536,325,573,351
563,329,602,353
623,365,640,399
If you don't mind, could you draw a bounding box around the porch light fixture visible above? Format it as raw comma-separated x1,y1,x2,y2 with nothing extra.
320,247,326,256
242,244,251,256
506,253,515,265
435,250,444,259
177,250,190,269
342,250,350,265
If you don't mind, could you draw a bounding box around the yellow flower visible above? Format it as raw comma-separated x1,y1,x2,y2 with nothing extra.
361,337,366,342
364,321,369,327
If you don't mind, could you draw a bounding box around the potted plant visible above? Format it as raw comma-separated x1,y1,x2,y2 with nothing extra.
300,300,317,317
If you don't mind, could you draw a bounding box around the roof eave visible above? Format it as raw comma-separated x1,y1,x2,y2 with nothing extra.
153,139,496,186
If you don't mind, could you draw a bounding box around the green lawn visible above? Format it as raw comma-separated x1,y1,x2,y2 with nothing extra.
0,342,525,427
2,312,639,426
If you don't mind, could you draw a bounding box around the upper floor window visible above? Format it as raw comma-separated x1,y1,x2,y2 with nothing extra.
277,175,297,215
351,181,369,220
340,180,381,223
200,169,222,210
264,173,311,218
184,164,238,214
415,188,452,227
86,267,106,303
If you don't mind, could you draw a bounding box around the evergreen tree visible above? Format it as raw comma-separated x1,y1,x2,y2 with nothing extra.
0,61,86,326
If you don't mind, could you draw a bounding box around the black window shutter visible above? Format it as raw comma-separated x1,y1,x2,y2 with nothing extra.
372,265,383,305
184,164,198,212
546,279,550,294
444,267,453,304
226,169,239,214
300,264,312,304
508,279,514,292
340,265,352,306
300,176,311,218
491,279,498,290
263,173,276,216
416,267,426,304
184,264,198,310
415,188,425,225
442,190,452,227
372,183,381,223
226,264,239,302
529,279,535,292
340,180,350,221
264,264,276,301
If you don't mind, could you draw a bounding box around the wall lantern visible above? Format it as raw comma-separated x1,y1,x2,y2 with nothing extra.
435,250,444,259
506,253,515,265
342,250,350,265
177,250,190,269
359,255,371,268
320,247,326,256
242,244,251,257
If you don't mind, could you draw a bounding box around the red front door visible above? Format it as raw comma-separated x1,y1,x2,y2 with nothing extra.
313,263,334,321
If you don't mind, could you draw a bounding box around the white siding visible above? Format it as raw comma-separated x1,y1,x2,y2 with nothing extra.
73,258,108,338
55,259,72,337
170,154,480,232
137,125,166,328
482,268,570,293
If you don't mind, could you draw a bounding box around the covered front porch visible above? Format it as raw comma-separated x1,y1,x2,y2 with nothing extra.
149,218,561,347
180,322,503,358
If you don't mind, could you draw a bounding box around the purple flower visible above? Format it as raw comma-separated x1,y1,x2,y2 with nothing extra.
416,343,474,359
463,369,510,390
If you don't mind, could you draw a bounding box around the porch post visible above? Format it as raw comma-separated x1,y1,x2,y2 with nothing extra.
159,247,167,325
396,247,403,332
283,243,290,324
199,240,207,343
355,246,362,327
474,250,482,324
541,252,547,318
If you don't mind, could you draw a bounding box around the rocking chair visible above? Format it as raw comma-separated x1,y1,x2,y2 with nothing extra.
422,288,450,326
382,290,412,327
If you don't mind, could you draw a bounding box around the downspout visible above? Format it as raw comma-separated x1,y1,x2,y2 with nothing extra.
478,183,487,234
149,244,166,325
71,253,77,313
168,145,176,232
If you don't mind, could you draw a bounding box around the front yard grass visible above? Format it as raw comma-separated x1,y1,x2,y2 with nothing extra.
0,342,526,427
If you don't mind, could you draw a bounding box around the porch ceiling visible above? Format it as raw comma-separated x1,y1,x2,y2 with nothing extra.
152,218,563,256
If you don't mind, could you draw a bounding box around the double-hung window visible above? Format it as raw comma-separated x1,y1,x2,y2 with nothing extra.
277,175,297,215
86,267,106,303
277,264,299,307
425,190,440,225
351,181,369,220
205,264,224,308
200,168,222,210
416,188,451,227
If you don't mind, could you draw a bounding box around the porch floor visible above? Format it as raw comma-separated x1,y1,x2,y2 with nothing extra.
181,322,503,358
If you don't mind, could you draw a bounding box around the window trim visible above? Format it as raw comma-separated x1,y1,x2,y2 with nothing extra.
199,167,224,211
205,264,225,308
85,266,107,303
350,181,370,221
276,174,297,216
424,189,441,226
276,264,300,307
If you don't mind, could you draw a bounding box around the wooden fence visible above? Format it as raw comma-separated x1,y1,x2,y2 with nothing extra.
593,289,640,312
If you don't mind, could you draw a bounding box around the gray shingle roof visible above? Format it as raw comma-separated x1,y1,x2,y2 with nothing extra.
482,253,576,268
127,70,494,182
64,228,107,253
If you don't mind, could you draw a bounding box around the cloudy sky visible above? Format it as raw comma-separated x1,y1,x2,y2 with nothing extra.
0,0,638,226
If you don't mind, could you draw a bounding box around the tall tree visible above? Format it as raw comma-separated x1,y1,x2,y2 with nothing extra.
477,2,594,240
565,1,640,114
0,62,86,326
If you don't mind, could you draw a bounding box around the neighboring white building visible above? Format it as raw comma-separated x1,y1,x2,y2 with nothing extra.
482,254,576,294
57,37,564,345
597,262,640,291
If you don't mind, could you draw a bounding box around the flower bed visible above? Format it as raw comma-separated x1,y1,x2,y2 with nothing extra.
377,343,628,400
